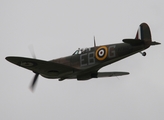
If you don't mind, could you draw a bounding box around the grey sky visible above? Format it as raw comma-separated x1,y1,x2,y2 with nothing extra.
0,0,163,120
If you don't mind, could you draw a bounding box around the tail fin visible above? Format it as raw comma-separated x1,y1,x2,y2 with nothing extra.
135,23,152,47
123,23,160,46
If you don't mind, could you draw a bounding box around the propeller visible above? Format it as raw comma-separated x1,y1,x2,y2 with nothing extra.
30,73,39,91
28,45,39,91
28,45,36,59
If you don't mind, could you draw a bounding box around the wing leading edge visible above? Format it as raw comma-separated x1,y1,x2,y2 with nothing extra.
5,56,77,78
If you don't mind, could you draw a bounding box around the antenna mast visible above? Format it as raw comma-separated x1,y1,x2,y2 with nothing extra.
94,36,96,47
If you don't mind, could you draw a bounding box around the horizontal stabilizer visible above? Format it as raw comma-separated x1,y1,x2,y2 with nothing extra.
123,39,144,46
97,72,129,78
151,41,161,46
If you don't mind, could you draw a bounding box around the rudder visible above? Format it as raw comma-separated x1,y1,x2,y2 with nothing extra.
135,23,152,47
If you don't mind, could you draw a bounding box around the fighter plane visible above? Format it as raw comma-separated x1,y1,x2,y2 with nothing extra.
6,23,160,90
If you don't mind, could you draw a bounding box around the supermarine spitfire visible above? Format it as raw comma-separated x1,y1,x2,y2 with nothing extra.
6,23,160,91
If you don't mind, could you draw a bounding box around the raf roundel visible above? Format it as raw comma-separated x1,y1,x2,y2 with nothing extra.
20,61,36,67
95,46,108,61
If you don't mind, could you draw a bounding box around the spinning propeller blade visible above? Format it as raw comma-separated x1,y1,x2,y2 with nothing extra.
30,73,39,91
28,45,36,59
29,45,39,91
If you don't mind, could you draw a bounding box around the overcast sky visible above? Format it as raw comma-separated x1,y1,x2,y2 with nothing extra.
0,0,164,120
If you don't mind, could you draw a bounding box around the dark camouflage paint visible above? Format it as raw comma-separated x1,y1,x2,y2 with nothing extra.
6,23,160,80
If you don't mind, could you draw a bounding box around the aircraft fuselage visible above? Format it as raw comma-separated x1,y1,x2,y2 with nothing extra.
52,43,146,70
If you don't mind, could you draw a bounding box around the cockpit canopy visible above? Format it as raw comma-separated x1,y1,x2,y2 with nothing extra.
72,48,91,55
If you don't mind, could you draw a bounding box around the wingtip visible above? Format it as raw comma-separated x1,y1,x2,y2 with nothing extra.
5,56,10,61
5,56,16,61
5,56,18,64
122,72,130,75
5,56,14,63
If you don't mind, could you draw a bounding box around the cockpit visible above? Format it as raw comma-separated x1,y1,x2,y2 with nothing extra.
72,48,91,55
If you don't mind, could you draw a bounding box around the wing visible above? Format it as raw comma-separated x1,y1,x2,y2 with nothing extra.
75,71,129,80
97,72,129,78
6,56,77,78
